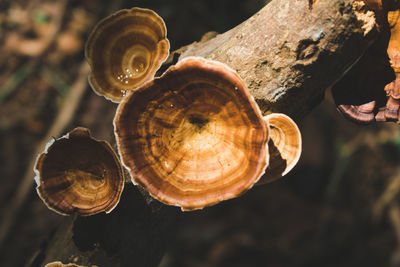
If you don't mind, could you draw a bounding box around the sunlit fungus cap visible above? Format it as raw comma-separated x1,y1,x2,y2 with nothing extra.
257,113,302,184
34,127,125,216
85,7,170,103
114,57,269,210
45,261,88,267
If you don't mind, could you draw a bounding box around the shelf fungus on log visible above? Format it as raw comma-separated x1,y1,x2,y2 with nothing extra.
34,127,125,216
257,113,302,185
85,7,170,103
45,261,90,267
331,0,400,124
114,57,269,211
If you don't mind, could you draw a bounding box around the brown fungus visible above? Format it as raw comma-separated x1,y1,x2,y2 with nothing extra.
45,262,91,267
85,7,169,103
114,57,269,211
34,127,124,216
336,101,378,124
257,113,302,185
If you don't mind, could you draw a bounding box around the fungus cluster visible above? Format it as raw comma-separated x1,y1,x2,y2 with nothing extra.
34,7,302,214
331,0,400,124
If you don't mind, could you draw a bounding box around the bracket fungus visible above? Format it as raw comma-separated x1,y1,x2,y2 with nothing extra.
34,127,124,216
45,262,90,267
114,57,269,211
85,7,170,103
332,0,400,124
257,113,302,185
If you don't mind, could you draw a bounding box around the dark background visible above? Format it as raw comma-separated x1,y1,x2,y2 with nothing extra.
1,0,400,266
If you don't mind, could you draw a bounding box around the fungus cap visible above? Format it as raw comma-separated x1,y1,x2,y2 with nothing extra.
257,113,302,184
85,7,170,102
114,57,269,210
34,127,125,216
45,262,89,267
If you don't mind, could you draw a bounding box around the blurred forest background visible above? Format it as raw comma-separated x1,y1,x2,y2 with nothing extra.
1,0,400,266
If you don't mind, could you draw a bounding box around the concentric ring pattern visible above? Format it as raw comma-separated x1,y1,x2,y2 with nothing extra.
257,113,302,184
85,7,170,102
34,127,125,216
114,57,269,210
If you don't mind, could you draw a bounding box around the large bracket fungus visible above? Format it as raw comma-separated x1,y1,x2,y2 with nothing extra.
258,113,302,185
85,7,170,103
114,57,270,211
34,127,125,216
332,0,400,124
44,261,88,267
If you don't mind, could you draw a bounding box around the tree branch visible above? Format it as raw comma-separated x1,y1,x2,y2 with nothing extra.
177,0,377,119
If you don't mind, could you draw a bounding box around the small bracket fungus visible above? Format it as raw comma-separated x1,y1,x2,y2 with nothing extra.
114,57,269,211
45,261,90,267
85,7,170,103
257,113,302,185
34,127,124,216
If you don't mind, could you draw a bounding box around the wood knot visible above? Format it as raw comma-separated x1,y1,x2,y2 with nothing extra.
296,39,318,60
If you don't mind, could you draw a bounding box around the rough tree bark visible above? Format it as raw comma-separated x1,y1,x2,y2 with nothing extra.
29,0,377,266
177,0,377,119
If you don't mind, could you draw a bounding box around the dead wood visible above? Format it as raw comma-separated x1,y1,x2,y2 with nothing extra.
176,0,377,119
